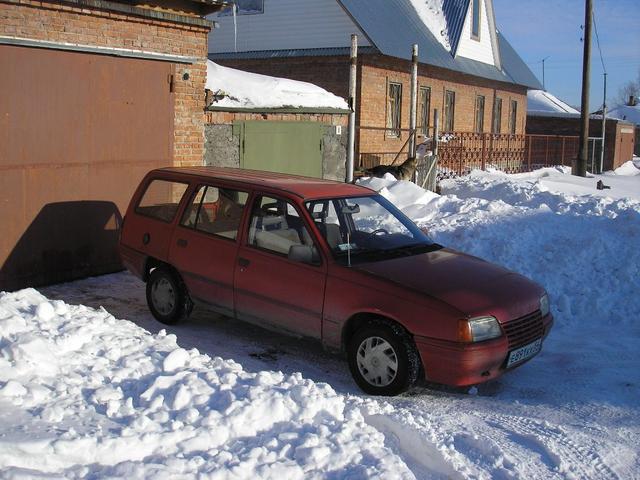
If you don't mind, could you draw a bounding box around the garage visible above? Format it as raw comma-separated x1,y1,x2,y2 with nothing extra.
0,0,225,290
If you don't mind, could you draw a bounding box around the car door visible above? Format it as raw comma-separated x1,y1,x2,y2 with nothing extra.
234,194,326,338
168,183,249,317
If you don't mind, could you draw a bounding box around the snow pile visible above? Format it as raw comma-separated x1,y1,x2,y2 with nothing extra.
407,0,451,50
613,159,640,176
527,89,580,117
0,289,411,478
205,61,349,110
360,169,640,330
2,167,640,478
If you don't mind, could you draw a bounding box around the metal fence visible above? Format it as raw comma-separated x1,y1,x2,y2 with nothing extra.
358,129,582,180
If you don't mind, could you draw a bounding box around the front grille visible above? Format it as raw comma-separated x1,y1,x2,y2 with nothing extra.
503,310,544,350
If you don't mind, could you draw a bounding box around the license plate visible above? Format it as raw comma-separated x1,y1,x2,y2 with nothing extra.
506,338,542,368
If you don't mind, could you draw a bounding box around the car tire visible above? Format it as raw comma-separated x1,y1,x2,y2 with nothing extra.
146,267,192,325
348,321,420,396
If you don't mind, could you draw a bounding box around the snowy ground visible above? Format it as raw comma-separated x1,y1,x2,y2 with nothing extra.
1,161,639,478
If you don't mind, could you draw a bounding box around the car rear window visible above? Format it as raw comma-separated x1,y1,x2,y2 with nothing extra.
136,179,189,223
181,185,248,240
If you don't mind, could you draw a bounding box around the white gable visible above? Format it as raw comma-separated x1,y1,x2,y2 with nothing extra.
208,0,371,54
455,0,497,66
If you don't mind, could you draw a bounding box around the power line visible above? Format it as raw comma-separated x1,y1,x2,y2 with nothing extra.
593,12,607,74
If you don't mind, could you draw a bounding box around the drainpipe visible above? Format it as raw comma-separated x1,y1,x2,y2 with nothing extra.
409,44,419,159
346,34,358,183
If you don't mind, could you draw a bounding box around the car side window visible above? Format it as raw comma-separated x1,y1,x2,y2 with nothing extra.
247,196,316,258
305,200,344,249
181,185,248,240
136,179,189,223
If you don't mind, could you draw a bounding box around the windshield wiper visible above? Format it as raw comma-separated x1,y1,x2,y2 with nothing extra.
390,243,443,256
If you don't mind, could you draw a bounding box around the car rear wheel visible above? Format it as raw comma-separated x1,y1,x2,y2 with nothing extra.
146,267,191,325
348,321,420,396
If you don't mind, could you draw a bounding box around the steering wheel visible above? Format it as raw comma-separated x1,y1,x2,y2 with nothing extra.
371,228,389,235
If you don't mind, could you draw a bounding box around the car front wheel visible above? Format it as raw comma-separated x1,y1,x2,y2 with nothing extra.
348,321,420,396
146,267,191,325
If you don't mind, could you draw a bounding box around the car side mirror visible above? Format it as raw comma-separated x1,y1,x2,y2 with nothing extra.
288,244,320,265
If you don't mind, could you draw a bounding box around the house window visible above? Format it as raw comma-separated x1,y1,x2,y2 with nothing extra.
387,82,402,137
471,0,481,40
475,95,485,133
444,90,455,132
419,87,431,134
509,100,518,134
492,97,502,134
220,0,264,16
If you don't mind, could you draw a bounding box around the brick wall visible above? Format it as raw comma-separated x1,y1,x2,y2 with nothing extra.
216,55,351,100
215,53,529,166
527,116,636,171
0,0,211,167
205,110,348,126
358,54,528,163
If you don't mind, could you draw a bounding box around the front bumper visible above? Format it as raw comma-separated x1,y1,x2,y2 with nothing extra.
415,313,554,386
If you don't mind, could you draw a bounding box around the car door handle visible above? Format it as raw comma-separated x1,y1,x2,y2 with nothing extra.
238,257,250,267
177,238,188,248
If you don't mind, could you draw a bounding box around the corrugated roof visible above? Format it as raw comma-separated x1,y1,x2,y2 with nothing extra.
210,46,378,60
338,0,542,89
210,0,541,89
443,0,470,54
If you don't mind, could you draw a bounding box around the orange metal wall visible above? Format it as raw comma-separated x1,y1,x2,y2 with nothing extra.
0,45,174,290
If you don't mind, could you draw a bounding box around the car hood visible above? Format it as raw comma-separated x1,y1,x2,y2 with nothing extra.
353,248,542,322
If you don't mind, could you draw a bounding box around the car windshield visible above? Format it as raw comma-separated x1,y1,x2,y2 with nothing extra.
305,194,441,264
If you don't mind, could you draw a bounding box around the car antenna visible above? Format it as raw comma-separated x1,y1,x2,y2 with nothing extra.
347,232,352,267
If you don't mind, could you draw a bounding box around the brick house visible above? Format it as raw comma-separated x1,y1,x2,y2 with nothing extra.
0,0,226,290
207,0,541,167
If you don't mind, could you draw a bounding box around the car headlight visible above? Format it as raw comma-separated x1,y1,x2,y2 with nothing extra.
540,293,550,317
458,316,502,343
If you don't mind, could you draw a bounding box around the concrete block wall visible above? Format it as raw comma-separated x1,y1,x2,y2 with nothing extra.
204,110,348,181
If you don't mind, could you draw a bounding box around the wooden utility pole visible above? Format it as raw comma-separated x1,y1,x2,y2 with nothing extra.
575,0,592,177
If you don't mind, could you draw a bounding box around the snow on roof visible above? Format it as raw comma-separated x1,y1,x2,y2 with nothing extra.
406,0,451,51
527,90,580,117
607,103,640,126
205,61,349,111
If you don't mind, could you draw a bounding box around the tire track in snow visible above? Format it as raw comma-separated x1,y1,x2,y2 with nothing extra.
486,413,619,480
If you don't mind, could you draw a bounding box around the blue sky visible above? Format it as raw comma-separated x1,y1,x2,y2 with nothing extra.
493,0,640,111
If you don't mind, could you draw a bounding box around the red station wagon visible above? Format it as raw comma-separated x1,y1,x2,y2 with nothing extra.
120,167,553,395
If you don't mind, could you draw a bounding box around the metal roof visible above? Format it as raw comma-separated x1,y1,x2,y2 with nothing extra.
209,0,542,89
210,46,378,60
338,0,542,89
443,0,470,55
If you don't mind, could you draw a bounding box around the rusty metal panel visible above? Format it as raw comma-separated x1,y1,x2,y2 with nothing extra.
0,45,174,290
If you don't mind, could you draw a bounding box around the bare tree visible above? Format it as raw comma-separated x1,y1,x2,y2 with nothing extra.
615,68,640,105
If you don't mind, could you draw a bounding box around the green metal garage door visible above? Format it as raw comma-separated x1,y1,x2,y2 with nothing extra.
235,121,323,178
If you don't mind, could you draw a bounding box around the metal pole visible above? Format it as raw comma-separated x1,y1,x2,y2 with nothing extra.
409,44,419,159
575,0,592,177
346,34,358,183
542,56,550,90
600,72,607,173
433,109,440,156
